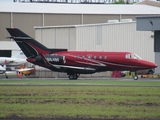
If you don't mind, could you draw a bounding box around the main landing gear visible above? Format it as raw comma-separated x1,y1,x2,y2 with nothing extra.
68,73,80,80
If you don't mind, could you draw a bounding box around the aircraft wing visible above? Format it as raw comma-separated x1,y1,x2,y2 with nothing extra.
17,68,35,72
5,71,16,74
52,64,96,71
40,54,96,71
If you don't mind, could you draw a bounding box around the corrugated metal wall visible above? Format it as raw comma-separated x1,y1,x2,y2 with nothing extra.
76,22,155,62
83,14,120,24
0,13,11,40
44,14,82,26
13,13,43,38
0,13,43,40
35,27,76,50
0,12,151,41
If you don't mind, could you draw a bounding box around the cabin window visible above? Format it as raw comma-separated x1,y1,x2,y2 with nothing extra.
76,56,80,59
88,56,91,59
126,54,130,59
99,56,102,59
104,56,107,60
82,56,85,59
93,56,96,59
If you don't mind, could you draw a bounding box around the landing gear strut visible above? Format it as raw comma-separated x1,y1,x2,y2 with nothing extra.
68,73,80,80
5,73,8,79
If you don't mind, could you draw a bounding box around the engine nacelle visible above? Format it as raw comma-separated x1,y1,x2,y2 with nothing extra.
35,54,66,65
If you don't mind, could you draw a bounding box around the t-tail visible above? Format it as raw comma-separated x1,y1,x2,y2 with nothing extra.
6,28,68,58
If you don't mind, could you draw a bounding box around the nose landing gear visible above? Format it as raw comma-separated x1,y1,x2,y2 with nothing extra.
133,71,138,80
133,75,138,80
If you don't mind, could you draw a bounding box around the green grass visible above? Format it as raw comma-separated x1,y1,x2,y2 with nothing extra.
0,85,160,119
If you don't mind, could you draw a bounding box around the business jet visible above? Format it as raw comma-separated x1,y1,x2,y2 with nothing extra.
6,28,157,80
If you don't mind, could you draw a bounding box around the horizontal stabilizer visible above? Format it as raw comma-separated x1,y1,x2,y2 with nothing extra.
8,36,32,40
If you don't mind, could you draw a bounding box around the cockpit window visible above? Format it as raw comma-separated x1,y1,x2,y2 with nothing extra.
126,53,142,59
133,54,142,59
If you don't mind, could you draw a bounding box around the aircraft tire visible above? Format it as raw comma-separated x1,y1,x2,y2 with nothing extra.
68,75,74,80
133,75,138,80
68,74,78,80
73,75,78,79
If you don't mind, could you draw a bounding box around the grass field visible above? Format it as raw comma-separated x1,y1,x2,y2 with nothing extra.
0,79,160,119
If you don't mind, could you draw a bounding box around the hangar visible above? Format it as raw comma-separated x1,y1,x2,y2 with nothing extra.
0,1,159,77
0,1,160,40
136,15,160,75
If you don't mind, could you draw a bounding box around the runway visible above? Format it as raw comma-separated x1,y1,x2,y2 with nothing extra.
0,77,160,86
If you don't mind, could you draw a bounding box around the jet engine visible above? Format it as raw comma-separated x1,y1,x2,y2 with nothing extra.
35,55,66,65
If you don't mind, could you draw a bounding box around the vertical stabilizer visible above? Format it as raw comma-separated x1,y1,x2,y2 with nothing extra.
6,28,67,58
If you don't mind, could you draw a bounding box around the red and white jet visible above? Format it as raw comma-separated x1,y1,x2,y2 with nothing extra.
6,28,157,80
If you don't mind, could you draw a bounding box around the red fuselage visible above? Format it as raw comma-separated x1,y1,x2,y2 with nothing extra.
27,51,157,74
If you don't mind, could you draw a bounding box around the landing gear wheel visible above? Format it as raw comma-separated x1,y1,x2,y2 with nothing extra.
68,75,74,80
133,75,138,80
5,73,8,79
73,75,78,79
68,74,79,80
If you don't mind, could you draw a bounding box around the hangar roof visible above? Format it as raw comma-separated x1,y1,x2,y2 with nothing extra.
0,2,160,14
34,21,136,29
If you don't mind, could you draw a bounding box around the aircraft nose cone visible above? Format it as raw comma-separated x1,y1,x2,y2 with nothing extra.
143,60,157,68
152,63,158,68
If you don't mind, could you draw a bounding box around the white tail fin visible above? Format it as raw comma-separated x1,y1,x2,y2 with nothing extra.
12,50,26,59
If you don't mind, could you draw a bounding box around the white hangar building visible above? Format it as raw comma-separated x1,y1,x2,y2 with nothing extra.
0,1,160,40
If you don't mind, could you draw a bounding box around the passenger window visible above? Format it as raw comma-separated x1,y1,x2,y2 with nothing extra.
99,56,102,59
126,54,130,59
104,56,107,60
93,56,96,59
